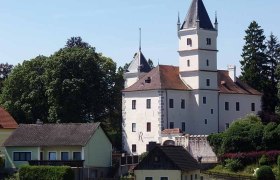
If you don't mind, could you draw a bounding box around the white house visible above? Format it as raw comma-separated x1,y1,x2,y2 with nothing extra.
122,0,262,155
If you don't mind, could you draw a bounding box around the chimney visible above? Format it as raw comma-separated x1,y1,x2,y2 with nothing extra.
227,65,236,82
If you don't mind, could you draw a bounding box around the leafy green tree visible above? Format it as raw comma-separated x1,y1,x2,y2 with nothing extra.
0,63,13,91
0,56,48,123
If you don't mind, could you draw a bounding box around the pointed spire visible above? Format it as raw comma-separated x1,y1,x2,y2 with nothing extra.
214,11,218,31
181,0,214,30
177,12,181,33
139,28,142,51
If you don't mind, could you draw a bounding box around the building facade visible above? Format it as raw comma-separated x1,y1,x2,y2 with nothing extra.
122,0,262,155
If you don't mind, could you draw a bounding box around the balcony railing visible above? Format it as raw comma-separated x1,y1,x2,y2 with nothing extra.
28,160,84,167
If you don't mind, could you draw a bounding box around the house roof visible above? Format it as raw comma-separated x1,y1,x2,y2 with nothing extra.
218,70,262,95
134,146,200,171
124,65,261,95
123,65,190,92
127,50,151,73
3,122,101,147
0,107,18,129
181,0,215,30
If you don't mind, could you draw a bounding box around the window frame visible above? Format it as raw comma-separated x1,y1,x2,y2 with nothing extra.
203,97,207,104
206,79,210,86
61,152,69,161
13,152,32,161
145,177,153,180
132,144,137,153
147,122,151,132
48,151,57,160
169,99,174,108
206,38,211,45
132,123,136,132
132,100,136,110
160,177,169,180
225,102,229,111
146,99,151,109
73,152,82,160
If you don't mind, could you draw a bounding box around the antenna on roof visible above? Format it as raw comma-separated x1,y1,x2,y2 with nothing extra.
139,28,142,51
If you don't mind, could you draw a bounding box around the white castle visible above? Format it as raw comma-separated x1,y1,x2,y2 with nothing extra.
122,0,262,155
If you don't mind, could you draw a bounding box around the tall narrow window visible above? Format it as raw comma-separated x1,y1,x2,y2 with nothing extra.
187,38,192,46
205,119,208,124
187,60,190,67
132,100,136,109
225,123,230,129
146,99,151,109
147,122,151,132
251,103,255,111
181,99,185,109
182,122,186,132
203,97,207,104
206,79,210,86
211,109,214,114
236,102,240,111
206,38,211,45
169,99,174,108
170,122,174,129
225,102,229,111
132,123,136,132
206,59,209,66
132,144,137,153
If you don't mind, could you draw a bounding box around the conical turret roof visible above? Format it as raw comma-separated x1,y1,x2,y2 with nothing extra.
181,0,214,30
127,50,151,73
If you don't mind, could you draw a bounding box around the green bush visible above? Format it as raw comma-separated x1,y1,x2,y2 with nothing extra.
19,165,74,180
278,155,280,179
259,155,269,166
224,159,244,172
256,166,275,180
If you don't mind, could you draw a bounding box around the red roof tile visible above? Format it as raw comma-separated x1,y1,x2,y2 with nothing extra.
0,107,18,129
123,65,190,92
124,65,261,96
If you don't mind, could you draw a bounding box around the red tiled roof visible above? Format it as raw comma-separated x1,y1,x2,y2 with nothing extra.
0,107,18,129
123,65,190,92
218,70,262,95
124,65,261,96
162,128,182,135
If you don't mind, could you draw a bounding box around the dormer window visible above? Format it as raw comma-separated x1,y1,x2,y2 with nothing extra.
206,38,211,45
187,38,192,46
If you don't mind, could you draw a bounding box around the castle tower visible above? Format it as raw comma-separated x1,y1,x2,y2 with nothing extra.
178,0,219,134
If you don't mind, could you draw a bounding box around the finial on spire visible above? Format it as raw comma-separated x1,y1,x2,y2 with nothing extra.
177,12,181,33
139,28,142,51
214,11,218,31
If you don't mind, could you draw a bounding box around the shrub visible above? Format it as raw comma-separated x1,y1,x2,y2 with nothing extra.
256,166,275,180
224,159,244,172
259,155,269,166
19,165,74,180
0,156,4,167
278,155,280,178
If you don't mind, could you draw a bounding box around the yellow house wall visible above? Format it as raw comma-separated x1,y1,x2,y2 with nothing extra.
5,147,39,168
0,129,15,156
84,126,112,167
40,146,82,160
134,170,181,180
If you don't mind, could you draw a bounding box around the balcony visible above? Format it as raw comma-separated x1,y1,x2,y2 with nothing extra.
28,160,84,167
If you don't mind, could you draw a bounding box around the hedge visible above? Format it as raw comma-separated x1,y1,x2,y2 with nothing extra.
256,166,275,180
19,165,74,180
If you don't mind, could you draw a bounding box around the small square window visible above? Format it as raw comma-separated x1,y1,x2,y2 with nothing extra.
169,99,174,108
251,103,255,111
225,102,229,111
146,99,151,109
147,122,151,132
236,102,240,111
132,144,137,153
132,123,136,132
181,99,185,109
203,97,207,104
132,100,136,109
170,122,174,129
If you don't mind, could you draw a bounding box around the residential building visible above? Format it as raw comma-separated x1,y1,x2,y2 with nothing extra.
122,0,262,155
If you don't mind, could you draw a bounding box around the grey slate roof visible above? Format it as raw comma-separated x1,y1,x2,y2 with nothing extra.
3,122,100,147
127,51,151,73
134,146,199,171
181,0,214,30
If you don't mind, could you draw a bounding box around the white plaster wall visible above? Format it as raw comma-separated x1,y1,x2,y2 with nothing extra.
179,53,199,72
179,28,199,51
198,51,217,71
198,71,218,90
197,29,217,50
219,93,262,132
125,77,138,88
122,90,161,155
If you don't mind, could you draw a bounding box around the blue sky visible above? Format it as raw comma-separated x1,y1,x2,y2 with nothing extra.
0,0,279,75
